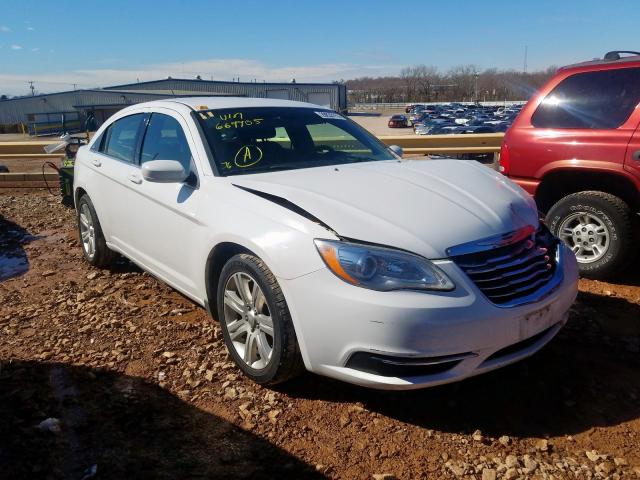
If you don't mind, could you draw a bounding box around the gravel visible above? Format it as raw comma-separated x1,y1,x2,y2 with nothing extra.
1,189,639,479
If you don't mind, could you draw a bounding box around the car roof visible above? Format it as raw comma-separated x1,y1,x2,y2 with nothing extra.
136,96,325,111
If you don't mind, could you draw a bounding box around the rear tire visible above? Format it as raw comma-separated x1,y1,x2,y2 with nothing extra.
546,191,637,278
217,253,304,385
77,194,117,267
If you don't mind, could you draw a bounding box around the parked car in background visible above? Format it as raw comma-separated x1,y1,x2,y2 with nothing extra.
460,125,496,134
415,122,461,135
407,102,523,136
501,50,640,278
492,123,511,133
410,112,430,128
73,96,577,390
388,114,409,128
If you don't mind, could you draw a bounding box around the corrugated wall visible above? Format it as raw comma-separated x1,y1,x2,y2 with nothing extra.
0,79,347,125
0,90,173,124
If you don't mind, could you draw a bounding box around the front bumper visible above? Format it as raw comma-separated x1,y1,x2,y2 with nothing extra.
279,243,578,390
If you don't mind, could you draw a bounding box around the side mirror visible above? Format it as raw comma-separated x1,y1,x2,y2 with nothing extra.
388,145,403,157
141,160,187,183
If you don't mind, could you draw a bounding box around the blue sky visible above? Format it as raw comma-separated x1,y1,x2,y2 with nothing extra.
0,0,637,95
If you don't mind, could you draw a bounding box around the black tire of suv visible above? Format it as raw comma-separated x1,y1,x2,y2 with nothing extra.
546,191,638,278
77,194,117,267
217,253,305,385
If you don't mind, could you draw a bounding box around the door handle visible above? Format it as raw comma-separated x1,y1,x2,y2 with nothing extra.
91,158,101,167
128,174,142,185
633,150,640,161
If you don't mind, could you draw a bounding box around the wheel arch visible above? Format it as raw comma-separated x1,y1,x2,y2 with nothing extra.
74,186,88,209
202,239,313,369
535,169,640,213
204,241,256,319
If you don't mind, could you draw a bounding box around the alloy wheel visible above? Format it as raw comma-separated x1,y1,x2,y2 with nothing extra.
223,272,274,370
558,212,610,263
79,203,96,259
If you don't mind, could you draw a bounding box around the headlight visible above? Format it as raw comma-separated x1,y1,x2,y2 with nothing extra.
314,239,454,292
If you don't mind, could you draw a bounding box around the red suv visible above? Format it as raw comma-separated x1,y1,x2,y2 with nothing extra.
501,51,640,278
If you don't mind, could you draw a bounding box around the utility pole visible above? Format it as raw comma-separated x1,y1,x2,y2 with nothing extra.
28,81,35,96
474,73,479,102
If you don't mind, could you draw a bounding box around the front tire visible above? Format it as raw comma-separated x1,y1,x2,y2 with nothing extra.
546,191,637,278
77,194,117,267
217,253,304,385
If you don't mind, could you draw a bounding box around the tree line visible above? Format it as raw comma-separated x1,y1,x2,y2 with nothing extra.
345,64,558,104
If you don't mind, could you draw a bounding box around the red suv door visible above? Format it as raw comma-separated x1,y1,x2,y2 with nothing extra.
505,66,640,191
624,123,640,181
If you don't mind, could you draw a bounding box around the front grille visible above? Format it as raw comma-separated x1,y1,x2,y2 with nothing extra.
452,226,559,306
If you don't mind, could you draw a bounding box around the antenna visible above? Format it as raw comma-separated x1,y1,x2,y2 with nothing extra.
28,80,35,96
523,45,528,73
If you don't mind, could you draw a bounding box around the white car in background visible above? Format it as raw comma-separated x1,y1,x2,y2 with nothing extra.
73,97,578,390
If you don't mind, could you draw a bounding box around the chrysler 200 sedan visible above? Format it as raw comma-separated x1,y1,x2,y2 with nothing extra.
73,97,578,390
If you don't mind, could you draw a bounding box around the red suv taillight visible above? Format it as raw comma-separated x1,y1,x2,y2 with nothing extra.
499,142,510,174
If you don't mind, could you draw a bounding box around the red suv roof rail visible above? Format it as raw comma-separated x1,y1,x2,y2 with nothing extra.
603,50,640,60
559,51,640,71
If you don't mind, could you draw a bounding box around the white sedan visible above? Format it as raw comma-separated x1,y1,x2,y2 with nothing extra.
73,97,578,389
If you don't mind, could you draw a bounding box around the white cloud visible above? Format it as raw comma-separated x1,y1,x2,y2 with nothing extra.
0,26,10,32
10,44,22,50
0,58,401,95
27,26,35,31
31,47,39,52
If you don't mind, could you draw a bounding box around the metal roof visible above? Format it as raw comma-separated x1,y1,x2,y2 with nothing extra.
106,77,342,89
0,88,178,103
161,96,328,110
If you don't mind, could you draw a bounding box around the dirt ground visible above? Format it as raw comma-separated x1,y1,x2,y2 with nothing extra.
0,157,62,174
0,134,58,142
350,115,417,137
1,190,639,480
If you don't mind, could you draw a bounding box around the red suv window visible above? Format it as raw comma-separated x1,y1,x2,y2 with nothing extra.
531,67,640,129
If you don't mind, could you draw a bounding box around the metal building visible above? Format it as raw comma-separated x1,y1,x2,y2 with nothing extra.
107,78,347,111
0,78,347,133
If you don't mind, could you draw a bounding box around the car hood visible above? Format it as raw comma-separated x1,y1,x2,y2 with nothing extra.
231,159,539,259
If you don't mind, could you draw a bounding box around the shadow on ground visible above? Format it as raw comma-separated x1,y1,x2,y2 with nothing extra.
610,267,640,287
0,360,324,480
278,289,640,439
0,215,35,281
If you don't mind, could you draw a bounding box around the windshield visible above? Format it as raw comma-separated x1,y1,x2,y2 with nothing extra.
194,107,396,176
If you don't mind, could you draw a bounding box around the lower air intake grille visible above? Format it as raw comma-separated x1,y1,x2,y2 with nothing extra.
452,225,560,307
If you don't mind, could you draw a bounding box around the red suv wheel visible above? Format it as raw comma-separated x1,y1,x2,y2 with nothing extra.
546,191,638,278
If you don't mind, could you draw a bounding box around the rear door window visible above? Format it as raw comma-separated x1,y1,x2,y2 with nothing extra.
102,114,145,162
532,68,640,129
